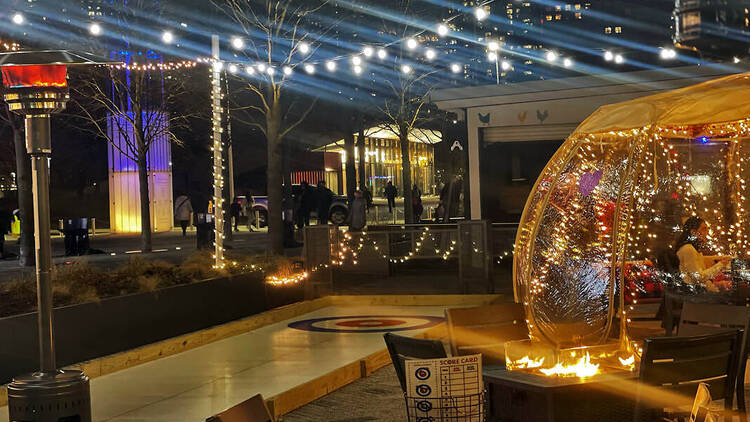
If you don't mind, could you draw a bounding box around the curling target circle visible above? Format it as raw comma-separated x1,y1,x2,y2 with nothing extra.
288,315,443,333
416,384,432,397
416,400,433,412
414,367,431,380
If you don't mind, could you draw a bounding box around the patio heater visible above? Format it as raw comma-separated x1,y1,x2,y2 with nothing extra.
0,50,119,422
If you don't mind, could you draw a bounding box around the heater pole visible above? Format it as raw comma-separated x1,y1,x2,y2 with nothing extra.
26,115,55,373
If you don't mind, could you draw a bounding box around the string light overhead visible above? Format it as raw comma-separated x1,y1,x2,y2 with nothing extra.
231,37,244,50
161,30,174,44
89,23,102,36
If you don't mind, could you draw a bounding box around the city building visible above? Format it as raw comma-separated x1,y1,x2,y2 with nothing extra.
314,126,442,197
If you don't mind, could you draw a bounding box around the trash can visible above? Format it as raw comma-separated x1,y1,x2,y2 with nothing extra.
195,213,215,250
7,370,91,422
62,218,89,256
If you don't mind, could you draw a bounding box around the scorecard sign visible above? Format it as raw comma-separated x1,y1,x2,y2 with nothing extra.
405,354,483,421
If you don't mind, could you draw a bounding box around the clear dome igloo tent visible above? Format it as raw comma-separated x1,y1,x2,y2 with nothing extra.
513,72,750,351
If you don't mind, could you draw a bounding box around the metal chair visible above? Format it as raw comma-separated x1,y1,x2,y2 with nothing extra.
636,330,744,422
677,302,750,422
205,393,273,422
383,332,447,393
445,303,528,366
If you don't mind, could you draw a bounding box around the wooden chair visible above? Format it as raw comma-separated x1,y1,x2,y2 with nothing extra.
636,330,744,422
445,303,528,366
205,393,273,422
383,332,447,393
677,302,750,422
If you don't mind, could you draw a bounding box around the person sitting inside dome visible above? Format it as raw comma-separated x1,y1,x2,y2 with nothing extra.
675,216,732,292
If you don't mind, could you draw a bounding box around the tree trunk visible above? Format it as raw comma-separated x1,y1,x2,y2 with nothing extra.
357,126,366,190
344,131,356,201
13,125,34,266
400,129,413,224
137,150,153,252
266,104,284,254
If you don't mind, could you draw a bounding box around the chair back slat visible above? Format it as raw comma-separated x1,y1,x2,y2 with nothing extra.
383,333,447,393
679,303,750,336
445,303,528,365
205,394,272,422
637,330,744,418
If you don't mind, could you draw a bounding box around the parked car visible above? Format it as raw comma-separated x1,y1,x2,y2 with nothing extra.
238,185,349,227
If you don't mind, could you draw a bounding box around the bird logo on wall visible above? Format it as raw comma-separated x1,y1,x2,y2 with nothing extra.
478,112,490,124
517,111,527,123
536,109,549,123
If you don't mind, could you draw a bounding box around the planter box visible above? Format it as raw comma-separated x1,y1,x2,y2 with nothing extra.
265,282,305,309
0,273,267,384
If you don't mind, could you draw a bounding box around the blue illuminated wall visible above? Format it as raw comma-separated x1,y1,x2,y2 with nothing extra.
107,111,173,233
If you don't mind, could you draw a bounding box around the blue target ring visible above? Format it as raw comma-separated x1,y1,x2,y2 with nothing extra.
415,367,431,380
288,315,444,333
416,384,432,397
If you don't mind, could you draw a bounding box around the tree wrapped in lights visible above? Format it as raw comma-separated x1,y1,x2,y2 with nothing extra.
514,73,750,350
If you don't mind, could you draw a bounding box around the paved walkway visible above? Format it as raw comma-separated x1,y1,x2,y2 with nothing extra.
0,305,449,422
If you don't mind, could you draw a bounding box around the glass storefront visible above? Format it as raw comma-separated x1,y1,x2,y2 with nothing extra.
341,136,436,197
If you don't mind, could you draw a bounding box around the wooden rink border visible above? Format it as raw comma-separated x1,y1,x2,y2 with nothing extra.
0,294,502,413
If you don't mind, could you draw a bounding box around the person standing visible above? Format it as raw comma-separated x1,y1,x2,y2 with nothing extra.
297,181,313,229
316,180,334,225
243,192,255,231
0,201,10,258
412,184,423,223
384,181,397,213
230,198,242,232
174,193,193,236
347,190,367,231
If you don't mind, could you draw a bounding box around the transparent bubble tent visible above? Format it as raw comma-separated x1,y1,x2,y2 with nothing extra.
513,73,750,349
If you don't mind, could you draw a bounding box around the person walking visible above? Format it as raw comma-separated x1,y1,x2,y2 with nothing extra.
230,197,242,232
347,189,367,232
384,181,397,213
0,201,10,258
243,192,255,231
316,180,334,225
412,184,423,223
174,193,193,236
297,181,313,229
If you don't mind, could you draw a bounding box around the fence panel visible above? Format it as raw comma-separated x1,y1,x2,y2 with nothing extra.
458,220,493,293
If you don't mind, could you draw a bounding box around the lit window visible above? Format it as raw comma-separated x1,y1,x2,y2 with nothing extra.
555,14,561,20
605,26,612,34
575,4,581,9
546,15,552,21
575,12,582,19
615,26,622,33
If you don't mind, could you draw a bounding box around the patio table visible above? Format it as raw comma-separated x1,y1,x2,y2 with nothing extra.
483,366,637,422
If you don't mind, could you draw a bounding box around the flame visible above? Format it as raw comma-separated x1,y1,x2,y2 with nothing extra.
618,355,635,369
512,356,545,369
539,352,599,377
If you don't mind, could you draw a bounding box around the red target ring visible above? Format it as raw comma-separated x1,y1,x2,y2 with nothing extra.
335,319,406,328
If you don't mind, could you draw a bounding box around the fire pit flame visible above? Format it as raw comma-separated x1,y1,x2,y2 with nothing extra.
618,355,635,369
539,352,599,377
514,356,545,369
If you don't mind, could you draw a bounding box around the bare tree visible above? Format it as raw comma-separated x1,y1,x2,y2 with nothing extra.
216,0,325,254
0,103,34,265
380,69,437,223
71,67,191,252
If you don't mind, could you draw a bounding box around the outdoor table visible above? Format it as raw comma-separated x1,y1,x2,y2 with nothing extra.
483,366,637,422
